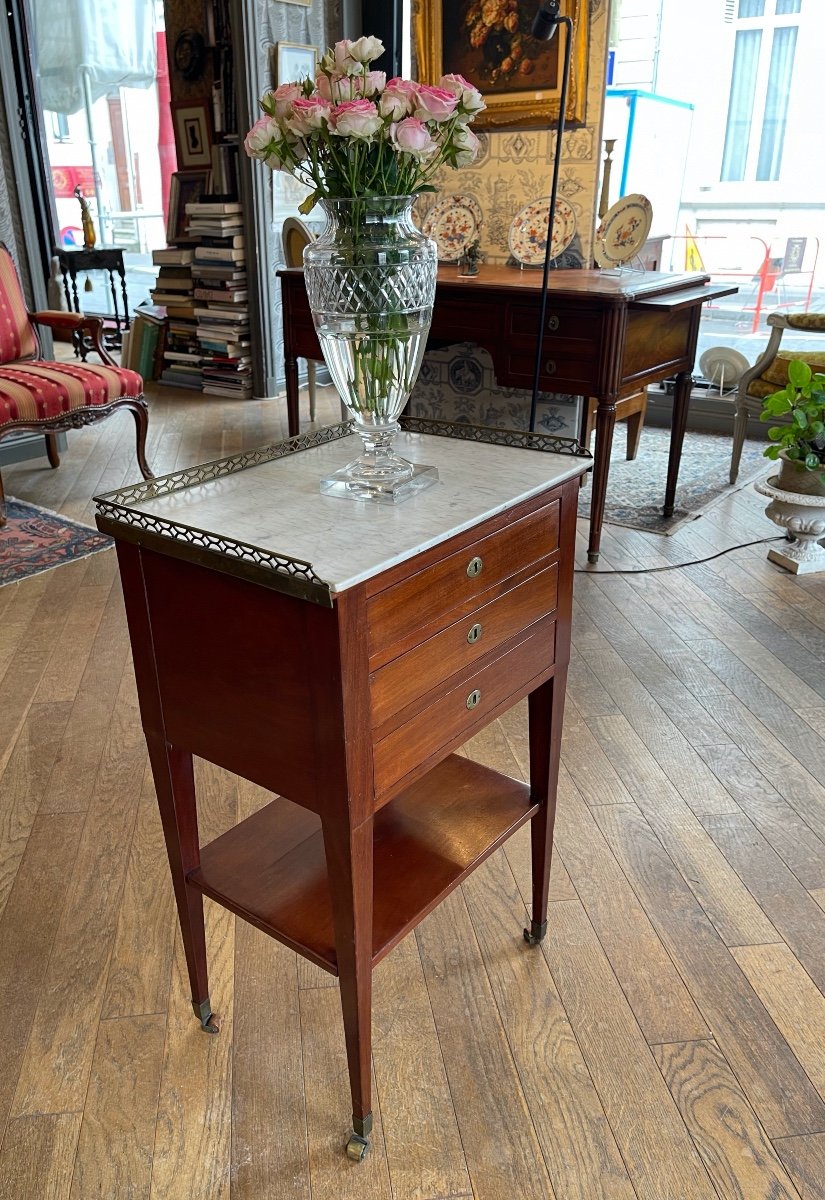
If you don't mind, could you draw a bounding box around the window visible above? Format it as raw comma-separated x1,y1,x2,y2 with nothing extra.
50,112,70,142
721,0,801,182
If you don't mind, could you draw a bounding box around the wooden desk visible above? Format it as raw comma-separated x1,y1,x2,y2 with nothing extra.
96,419,588,1160
280,266,736,561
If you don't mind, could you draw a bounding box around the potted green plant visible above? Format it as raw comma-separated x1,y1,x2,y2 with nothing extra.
761,358,825,497
755,357,825,574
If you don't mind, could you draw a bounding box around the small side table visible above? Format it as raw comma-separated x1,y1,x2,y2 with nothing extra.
95,418,589,1160
56,248,130,357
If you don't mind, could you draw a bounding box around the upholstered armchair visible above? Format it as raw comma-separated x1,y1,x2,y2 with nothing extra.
0,243,152,527
730,311,825,484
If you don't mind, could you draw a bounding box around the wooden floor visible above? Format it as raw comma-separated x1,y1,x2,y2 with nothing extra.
1,383,825,1200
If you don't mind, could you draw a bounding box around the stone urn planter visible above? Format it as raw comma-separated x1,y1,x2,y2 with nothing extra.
756,453,825,574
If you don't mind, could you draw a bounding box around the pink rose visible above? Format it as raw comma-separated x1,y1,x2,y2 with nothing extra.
244,115,280,161
391,117,438,159
315,72,332,101
439,73,486,118
333,39,365,75
379,77,418,121
331,99,383,139
414,84,460,123
288,96,332,135
269,82,302,118
363,70,386,96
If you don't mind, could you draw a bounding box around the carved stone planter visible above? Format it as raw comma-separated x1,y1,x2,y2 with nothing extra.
755,477,825,574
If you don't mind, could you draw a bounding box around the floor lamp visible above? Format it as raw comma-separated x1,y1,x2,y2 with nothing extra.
528,1,574,433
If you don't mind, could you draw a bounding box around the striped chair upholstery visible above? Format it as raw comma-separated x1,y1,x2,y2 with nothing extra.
0,243,152,527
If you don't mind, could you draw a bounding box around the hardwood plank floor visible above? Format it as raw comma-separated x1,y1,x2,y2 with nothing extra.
0,383,824,1198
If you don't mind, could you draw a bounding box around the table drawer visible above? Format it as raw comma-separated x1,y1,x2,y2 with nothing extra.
507,304,601,347
504,348,597,391
372,613,557,798
371,563,558,730
368,500,560,660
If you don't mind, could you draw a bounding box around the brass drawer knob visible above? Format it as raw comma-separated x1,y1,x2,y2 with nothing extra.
467,622,483,645
466,556,483,579
466,688,482,710
544,359,557,376
547,315,560,332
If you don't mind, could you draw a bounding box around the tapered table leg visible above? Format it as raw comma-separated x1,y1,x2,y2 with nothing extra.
146,737,218,1033
524,671,567,944
664,369,693,518
587,398,618,563
285,355,300,438
322,814,374,1159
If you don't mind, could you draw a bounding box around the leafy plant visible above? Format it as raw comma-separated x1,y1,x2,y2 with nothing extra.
761,358,825,482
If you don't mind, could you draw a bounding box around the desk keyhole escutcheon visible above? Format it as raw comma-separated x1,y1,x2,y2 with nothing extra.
467,622,483,645
466,556,483,579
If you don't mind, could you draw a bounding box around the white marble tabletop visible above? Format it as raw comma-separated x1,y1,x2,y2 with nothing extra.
116,431,587,593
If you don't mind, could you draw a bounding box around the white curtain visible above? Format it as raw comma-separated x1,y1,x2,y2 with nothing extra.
32,0,156,114
756,24,798,180
720,28,762,181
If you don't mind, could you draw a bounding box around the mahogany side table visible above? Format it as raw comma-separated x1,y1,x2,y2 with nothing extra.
95,418,589,1160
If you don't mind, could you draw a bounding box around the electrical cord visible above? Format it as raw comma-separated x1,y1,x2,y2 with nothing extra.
575,535,784,575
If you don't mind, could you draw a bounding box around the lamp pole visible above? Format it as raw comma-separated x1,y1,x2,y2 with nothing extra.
528,2,574,433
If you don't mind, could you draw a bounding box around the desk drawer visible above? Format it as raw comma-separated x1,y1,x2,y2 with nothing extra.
371,563,558,730
507,304,601,347
373,613,556,798
368,500,559,661
505,348,596,391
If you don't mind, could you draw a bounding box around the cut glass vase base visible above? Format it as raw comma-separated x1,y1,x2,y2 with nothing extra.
320,463,439,504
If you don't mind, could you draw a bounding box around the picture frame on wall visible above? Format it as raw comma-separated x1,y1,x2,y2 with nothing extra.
171,99,213,168
166,169,212,244
274,41,317,87
414,0,589,130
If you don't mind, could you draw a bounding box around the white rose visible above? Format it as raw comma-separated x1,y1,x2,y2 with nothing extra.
347,35,385,64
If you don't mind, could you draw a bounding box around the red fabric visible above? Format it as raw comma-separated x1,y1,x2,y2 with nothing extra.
0,247,37,364
0,361,143,423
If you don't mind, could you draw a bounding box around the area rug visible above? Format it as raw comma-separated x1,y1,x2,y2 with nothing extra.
0,498,111,586
577,426,771,534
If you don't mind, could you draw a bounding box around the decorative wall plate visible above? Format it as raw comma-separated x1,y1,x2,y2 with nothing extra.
422,195,483,262
508,197,577,268
699,346,750,393
594,194,653,268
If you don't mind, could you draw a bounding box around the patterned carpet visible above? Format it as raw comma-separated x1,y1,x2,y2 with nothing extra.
0,498,111,585
577,426,771,534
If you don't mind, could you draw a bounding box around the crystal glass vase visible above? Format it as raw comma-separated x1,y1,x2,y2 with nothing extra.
303,195,438,501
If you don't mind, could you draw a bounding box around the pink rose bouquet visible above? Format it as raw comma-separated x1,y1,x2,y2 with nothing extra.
244,37,485,213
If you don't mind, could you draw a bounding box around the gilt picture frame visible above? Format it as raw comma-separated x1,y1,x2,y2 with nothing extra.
415,0,589,130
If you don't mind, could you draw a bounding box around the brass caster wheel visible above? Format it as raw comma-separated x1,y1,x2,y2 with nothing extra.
193,998,221,1034
346,1133,369,1162
523,920,548,946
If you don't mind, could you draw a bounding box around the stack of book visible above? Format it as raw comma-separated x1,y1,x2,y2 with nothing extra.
150,247,203,390
123,306,166,382
187,200,252,399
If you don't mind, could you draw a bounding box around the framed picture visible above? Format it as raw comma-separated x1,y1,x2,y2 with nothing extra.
274,41,317,87
166,169,212,243
415,0,589,130
171,99,213,168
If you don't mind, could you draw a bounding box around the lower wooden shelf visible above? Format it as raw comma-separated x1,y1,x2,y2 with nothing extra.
188,754,536,973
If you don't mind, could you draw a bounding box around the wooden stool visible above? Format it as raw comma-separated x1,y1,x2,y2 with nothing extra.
581,389,648,461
